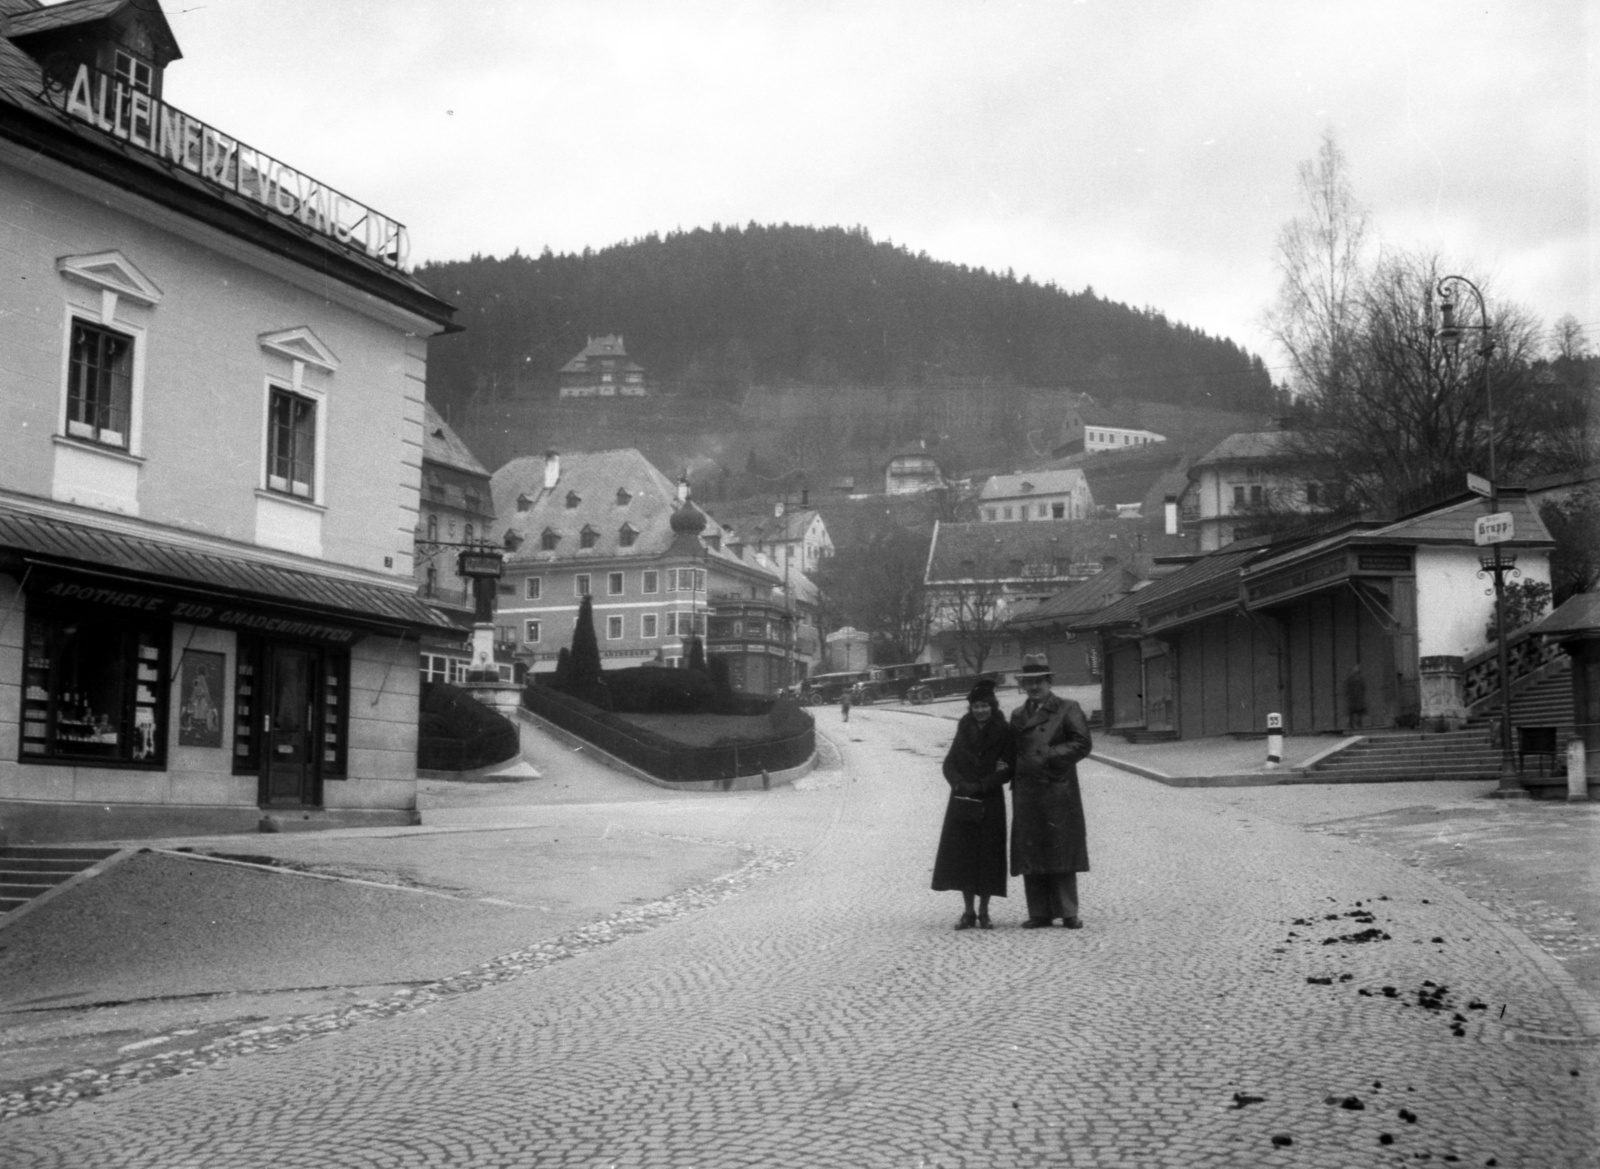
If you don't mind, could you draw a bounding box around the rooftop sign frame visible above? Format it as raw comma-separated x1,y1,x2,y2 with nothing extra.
37,62,409,270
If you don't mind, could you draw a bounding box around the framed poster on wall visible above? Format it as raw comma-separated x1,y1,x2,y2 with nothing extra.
178,649,225,748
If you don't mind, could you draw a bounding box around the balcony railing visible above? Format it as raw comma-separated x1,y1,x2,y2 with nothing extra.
1462,622,1564,711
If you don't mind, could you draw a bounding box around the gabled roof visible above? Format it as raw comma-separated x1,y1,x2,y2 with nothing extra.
5,0,179,63
926,519,1125,583
979,469,1085,500
1192,431,1296,468
1028,444,1192,510
558,334,643,373
1075,543,1265,631
710,503,823,547
1241,491,1553,581
1373,492,1552,546
1531,591,1600,639
422,403,489,480
490,450,778,582
1008,565,1141,629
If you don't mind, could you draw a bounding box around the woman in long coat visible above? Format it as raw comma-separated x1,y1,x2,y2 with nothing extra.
931,683,1013,929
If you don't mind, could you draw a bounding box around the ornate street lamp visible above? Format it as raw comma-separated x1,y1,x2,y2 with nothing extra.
1435,275,1526,797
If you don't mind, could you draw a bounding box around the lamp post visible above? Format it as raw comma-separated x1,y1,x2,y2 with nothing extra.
1434,274,1526,798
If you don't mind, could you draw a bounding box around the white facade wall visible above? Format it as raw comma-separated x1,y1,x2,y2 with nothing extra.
1415,545,1553,659
1,141,439,836
1,152,429,582
1084,427,1165,452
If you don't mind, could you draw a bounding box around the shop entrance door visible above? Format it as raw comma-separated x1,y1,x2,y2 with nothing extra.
264,645,319,807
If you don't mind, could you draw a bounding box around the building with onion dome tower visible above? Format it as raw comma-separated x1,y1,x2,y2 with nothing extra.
489,450,787,676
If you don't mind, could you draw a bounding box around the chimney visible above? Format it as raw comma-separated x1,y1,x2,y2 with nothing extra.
1164,494,1178,536
774,499,785,519
543,451,560,490
800,488,809,507
676,474,690,503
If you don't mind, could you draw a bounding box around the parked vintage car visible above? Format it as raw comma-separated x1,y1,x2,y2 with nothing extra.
792,671,873,706
899,669,1005,704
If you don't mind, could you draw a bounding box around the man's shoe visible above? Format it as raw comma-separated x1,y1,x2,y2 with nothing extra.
1021,917,1054,929
1062,916,1084,929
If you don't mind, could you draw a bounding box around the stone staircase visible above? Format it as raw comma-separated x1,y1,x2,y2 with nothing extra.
1115,728,1179,744
0,844,121,916
1289,727,1503,784
1295,657,1577,793
1468,658,1575,744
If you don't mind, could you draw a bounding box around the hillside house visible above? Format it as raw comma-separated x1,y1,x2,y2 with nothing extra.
710,499,835,577
1185,431,1331,552
978,469,1092,522
557,334,648,398
884,444,945,495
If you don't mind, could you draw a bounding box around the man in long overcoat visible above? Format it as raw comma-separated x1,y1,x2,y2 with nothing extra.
1009,653,1093,928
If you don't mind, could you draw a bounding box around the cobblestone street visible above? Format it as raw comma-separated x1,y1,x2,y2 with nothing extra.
4,707,1596,1168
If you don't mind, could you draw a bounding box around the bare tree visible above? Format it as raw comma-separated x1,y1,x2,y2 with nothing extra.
932,569,1011,675
1287,251,1546,510
1550,313,1590,361
813,519,932,663
1267,129,1369,402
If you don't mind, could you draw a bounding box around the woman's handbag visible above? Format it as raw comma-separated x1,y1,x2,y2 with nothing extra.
950,794,985,823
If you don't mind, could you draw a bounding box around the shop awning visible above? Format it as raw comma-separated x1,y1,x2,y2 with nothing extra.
0,505,457,638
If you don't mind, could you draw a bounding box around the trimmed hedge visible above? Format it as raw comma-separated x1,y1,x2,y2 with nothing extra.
523,683,813,784
418,681,520,771
601,666,717,713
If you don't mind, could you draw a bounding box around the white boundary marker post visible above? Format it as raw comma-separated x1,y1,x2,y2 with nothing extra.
1266,712,1284,768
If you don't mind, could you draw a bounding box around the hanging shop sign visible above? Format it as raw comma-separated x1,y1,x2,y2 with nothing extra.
38,64,409,269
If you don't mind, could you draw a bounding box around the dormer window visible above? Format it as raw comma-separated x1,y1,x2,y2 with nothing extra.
503,531,523,551
619,523,638,548
580,525,599,549
541,528,560,551
516,493,532,512
566,491,581,509
616,488,632,506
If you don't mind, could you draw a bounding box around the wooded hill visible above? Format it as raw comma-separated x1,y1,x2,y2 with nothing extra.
418,223,1275,416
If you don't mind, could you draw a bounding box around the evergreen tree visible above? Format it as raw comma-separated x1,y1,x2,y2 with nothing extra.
568,596,610,708
685,635,707,673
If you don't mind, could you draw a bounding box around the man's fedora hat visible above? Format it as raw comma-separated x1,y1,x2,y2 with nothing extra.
1015,653,1053,681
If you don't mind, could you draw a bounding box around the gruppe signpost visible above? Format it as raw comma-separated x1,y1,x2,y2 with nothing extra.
1474,512,1514,546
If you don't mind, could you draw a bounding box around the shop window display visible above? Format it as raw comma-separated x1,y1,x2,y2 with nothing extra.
21,609,167,765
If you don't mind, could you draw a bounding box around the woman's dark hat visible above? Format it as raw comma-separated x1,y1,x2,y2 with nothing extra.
965,681,997,705
1015,653,1053,681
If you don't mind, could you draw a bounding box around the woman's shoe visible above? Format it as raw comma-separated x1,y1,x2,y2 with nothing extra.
955,911,977,931
977,913,993,930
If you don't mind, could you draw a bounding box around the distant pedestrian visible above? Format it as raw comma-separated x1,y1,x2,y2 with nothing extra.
840,688,852,723
1009,654,1093,929
1345,666,1367,732
931,681,1013,930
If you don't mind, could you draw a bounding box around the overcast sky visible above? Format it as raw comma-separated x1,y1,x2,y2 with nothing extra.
149,0,1593,372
